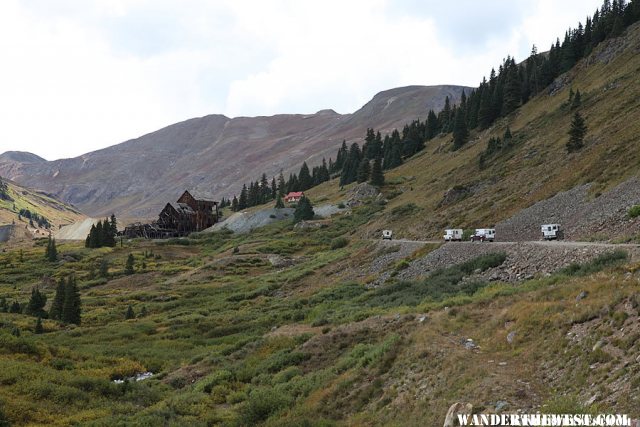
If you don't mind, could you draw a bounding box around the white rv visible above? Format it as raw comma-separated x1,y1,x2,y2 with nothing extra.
471,228,495,242
541,224,562,240
443,229,463,242
382,230,393,240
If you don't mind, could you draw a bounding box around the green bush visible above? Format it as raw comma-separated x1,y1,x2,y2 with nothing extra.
330,237,349,250
240,387,292,424
628,205,640,218
390,203,418,218
560,250,628,276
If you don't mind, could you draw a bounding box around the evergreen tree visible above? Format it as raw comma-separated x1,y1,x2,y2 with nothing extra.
231,196,239,212
35,317,44,334
294,196,314,222
125,254,135,275
238,185,248,210
275,194,285,209
49,279,65,320
369,157,385,187
95,221,104,248
277,172,286,196
356,159,371,183
25,286,47,318
271,177,277,200
452,107,469,150
9,301,20,313
99,259,109,278
62,276,81,325
125,305,135,320
567,111,588,152
571,89,582,109
298,162,313,191
45,235,57,261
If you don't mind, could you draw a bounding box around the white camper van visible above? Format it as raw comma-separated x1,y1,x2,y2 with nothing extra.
443,229,463,242
471,228,495,242
382,230,393,240
541,224,562,240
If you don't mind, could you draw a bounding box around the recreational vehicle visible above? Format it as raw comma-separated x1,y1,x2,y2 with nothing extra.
382,230,393,240
541,224,562,240
471,228,495,242
443,229,463,242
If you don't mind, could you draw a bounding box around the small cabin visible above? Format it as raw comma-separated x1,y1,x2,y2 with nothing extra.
443,229,463,242
541,224,562,240
284,192,304,203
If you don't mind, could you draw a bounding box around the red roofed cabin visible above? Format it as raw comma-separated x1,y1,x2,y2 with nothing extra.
284,192,304,204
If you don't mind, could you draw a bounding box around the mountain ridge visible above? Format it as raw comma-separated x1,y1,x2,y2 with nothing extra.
0,84,472,218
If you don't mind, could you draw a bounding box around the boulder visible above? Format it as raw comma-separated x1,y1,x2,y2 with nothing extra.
443,402,473,427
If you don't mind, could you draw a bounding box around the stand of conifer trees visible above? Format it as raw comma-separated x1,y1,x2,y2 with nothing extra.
85,214,118,248
49,276,81,325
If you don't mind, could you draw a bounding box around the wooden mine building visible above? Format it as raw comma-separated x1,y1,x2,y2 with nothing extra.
123,190,219,239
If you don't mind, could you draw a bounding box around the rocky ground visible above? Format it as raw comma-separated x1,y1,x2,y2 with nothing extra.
496,176,640,242
371,240,640,284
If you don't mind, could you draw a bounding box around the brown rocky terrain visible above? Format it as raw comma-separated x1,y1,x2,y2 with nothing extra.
0,85,470,219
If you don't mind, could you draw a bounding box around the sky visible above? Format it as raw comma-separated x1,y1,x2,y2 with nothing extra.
0,0,603,161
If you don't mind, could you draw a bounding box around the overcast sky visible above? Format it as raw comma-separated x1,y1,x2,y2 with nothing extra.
0,0,602,161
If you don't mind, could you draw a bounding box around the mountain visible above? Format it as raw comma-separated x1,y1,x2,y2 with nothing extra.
0,85,470,218
305,21,640,243
0,177,85,243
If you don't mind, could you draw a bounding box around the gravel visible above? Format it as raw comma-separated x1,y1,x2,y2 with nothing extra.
496,176,640,242
384,241,639,283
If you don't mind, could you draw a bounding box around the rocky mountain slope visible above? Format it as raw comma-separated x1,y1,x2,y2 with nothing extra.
305,21,640,244
0,85,469,218
0,178,85,243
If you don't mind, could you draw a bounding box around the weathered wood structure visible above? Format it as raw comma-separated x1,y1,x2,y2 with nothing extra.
123,191,219,239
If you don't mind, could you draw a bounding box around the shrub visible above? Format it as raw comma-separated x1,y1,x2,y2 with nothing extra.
560,250,628,276
240,387,292,424
337,202,346,209
330,237,349,250
628,205,640,218
390,203,418,218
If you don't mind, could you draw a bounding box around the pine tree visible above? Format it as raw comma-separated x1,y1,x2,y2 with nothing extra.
275,194,285,209
231,196,239,212
238,185,248,210
49,279,65,320
62,276,81,325
369,157,385,187
125,305,135,320
99,259,109,278
271,177,277,200
571,89,582,109
125,254,135,275
452,107,469,150
45,235,58,261
294,197,314,222
35,317,44,334
25,286,47,318
277,172,286,196
356,159,371,183
567,111,588,152
298,162,313,191
9,301,21,313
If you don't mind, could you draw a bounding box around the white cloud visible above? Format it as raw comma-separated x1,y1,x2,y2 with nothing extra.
0,0,603,160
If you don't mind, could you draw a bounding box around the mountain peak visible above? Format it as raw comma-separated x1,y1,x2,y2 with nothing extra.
0,151,47,164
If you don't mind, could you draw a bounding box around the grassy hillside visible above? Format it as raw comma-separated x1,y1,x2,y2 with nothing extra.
306,21,640,240
0,204,638,425
0,179,85,241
